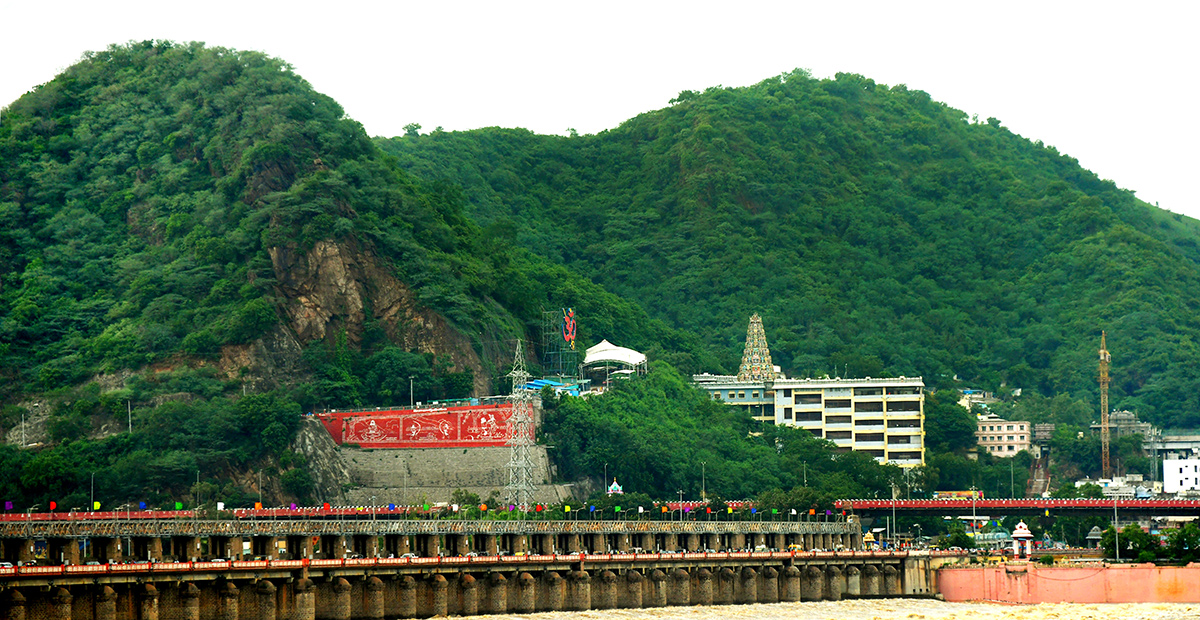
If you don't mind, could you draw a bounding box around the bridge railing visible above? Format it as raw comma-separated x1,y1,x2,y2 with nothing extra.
0,549,921,578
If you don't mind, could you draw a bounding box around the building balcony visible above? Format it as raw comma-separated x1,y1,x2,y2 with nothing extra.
853,441,886,449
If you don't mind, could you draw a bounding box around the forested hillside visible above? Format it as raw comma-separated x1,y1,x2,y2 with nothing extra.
0,41,705,509
379,70,1200,430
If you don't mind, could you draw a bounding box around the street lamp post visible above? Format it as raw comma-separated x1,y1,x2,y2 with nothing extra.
409,376,415,409
677,490,683,522
890,483,897,549
701,461,707,501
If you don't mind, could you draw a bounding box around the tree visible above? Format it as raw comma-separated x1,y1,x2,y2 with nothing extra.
924,391,977,453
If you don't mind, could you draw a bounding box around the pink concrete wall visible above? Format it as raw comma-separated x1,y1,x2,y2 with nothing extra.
939,563,1200,603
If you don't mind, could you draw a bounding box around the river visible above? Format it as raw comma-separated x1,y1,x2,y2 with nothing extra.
482,599,1200,619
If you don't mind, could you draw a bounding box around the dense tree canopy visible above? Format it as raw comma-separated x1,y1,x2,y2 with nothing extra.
379,70,1200,431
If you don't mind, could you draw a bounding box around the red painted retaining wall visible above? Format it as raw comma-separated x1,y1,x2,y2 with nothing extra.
315,402,517,448
939,563,1200,603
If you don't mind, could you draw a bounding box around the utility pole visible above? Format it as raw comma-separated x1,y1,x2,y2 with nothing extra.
1100,332,1112,478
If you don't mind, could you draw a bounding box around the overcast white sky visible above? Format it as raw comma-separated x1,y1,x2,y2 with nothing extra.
4,1,1197,218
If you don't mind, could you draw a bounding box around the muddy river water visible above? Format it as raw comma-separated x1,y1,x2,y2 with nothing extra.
483,599,1200,619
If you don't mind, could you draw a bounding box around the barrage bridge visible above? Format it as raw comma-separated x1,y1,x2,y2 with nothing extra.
0,518,958,619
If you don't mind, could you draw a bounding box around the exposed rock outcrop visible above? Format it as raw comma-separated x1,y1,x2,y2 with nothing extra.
268,240,491,395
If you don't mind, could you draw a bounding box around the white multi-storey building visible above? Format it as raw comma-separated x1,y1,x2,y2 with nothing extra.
695,314,925,467
693,373,926,467
1164,458,1200,494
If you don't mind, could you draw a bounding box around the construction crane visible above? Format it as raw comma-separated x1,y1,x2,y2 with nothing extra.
1099,331,1112,479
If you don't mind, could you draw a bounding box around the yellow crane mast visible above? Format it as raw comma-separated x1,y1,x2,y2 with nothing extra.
1099,331,1111,479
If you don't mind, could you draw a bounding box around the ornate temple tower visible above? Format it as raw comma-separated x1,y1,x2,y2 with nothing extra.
736,313,775,382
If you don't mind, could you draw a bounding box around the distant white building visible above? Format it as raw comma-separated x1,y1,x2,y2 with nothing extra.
1164,459,1200,494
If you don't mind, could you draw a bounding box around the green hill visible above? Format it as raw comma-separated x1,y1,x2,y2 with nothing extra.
0,41,705,509
378,70,1200,430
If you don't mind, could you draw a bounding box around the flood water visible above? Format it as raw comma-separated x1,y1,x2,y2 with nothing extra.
484,599,1200,619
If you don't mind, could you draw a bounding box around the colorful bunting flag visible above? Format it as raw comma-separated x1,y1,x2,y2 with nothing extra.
809,509,816,515
751,508,757,514
388,504,396,511
589,505,596,512
706,507,712,514
50,501,57,511
139,501,147,510
638,506,644,513
217,502,225,511
423,503,431,511
255,502,263,509
481,504,488,512
3,501,11,511
615,506,622,512
727,507,733,514
564,504,570,512
94,501,101,510
771,509,778,514
452,504,459,512
662,506,669,513
323,502,331,510
290,503,297,510
791,509,797,515
173,502,181,510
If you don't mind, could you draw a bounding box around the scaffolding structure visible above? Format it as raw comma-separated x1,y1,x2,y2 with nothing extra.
540,308,581,380
504,340,537,510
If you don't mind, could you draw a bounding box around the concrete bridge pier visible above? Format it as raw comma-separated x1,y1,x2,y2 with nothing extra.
705,533,721,551
596,570,618,608
3,590,25,620
329,578,351,620
568,570,590,610
825,566,844,600
398,576,417,618
648,569,668,607
459,575,478,616
613,532,631,552
96,586,117,620
515,572,536,612
751,533,766,549
668,569,690,605
803,533,814,550
761,567,779,603
430,575,448,617
694,568,714,605
681,533,698,552
861,564,880,595
542,571,564,610
486,573,508,613
636,533,653,552
883,565,900,595
715,568,735,604
770,533,786,550
46,587,71,620
738,567,757,603
782,566,802,601
555,533,578,553
363,577,384,619
846,565,861,596
289,579,315,620
624,571,644,608
729,533,746,550
139,584,159,620
217,582,238,620
802,566,823,601
178,583,200,620
255,580,276,620
586,533,604,553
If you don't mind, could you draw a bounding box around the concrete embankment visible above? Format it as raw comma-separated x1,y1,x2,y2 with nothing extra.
939,563,1200,603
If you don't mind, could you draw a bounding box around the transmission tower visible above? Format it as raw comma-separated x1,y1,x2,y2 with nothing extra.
504,339,537,510
1099,331,1112,479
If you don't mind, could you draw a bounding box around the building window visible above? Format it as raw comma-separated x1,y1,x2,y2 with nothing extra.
751,392,758,398
854,387,883,396
1007,425,1014,431
826,399,851,409
855,433,884,442
796,393,822,405
783,389,792,398
738,392,745,399
855,401,884,412
784,408,793,420
1008,445,1015,451
826,431,852,440
827,415,852,425
887,401,920,412
1020,425,1026,431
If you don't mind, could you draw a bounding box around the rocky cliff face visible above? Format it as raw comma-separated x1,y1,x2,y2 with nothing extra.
268,239,491,395
291,418,353,504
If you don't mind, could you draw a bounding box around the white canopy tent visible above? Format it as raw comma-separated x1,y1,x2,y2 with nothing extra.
582,340,648,388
